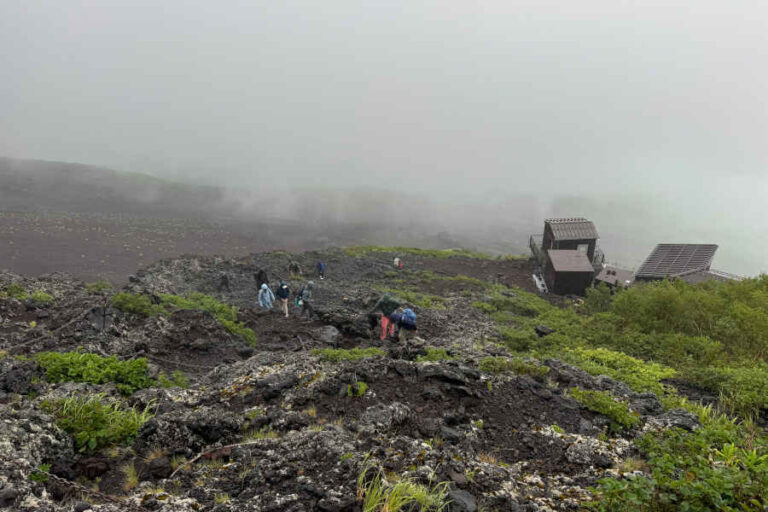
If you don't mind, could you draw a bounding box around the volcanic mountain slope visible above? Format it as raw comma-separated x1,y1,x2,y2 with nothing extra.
0,248,698,512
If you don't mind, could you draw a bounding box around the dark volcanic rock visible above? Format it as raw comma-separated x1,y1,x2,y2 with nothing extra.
448,489,478,512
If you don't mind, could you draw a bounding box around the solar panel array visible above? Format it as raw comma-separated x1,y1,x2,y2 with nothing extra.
636,244,718,279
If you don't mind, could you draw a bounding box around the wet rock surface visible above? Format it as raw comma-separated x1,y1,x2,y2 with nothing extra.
0,249,696,511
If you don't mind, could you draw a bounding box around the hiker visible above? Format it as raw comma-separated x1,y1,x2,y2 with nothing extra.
393,257,402,269
258,283,275,310
296,280,316,320
276,281,291,317
254,268,269,287
288,260,302,275
369,293,401,340
316,261,326,280
393,308,418,342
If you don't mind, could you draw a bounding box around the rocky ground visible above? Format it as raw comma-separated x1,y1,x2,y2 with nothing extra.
0,248,699,511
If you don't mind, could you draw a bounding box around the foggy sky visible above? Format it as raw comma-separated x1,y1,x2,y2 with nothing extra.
1,1,767,274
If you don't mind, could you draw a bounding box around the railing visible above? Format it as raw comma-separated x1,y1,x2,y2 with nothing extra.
529,235,545,266
592,246,605,269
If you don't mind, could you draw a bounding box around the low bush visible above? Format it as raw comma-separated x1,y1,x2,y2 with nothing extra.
111,292,164,317
312,347,387,362
42,394,154,452
5,283,27,300
357,465,450,511
347,381,368,397
343,245,492,260
477,356,549,378
85,281,113,293
562,347,675,395
569,388,639,430
28,291,53,306
592,419,768,511
35,351,153,395
478,356,513,374
158,370,189,389
416,347,455,362
160,293,258,346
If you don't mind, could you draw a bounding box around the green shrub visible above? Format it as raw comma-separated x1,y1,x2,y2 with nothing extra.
562,347,675,395
376,287,446,310
85,281,113,293
478,356,513,373
343,245,492,260
477,356,549,377
42,394,154,452
569,388,639,430
499,326,537,351
111,292,165,317
416,347,455,362
357,465,450,511
35,351,153,395
5,283,27,300
160,293,257,346
28,291,53,306
592,419,768,511
311,347,387,362
509,358,550,378
157,370,189,389
347,381,368,397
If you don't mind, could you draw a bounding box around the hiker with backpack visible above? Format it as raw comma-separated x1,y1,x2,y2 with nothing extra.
391,308,418,342
316,261,326,280
276,281,291,317
368,293,401,341
258,283,275,310
295,280,316,320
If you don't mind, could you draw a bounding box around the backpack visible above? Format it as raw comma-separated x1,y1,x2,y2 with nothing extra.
404,309,416,321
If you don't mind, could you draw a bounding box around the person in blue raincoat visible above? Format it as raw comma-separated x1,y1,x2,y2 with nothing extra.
258,283,275,310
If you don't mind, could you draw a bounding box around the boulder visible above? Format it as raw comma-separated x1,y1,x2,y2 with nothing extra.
448,489,478,512
646,409,701,432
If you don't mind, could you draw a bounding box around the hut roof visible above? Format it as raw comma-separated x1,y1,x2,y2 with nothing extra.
547,249,595,273
545,218,598,241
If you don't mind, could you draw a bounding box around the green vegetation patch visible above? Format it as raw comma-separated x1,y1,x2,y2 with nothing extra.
85,280,114,293
312,347,387,362
569,388,639,431
357,465,450,511
157,370,189,389
28,291,53,307
111,292,257,346
111,292,165,317
42,394,154,452
477,356,549,377
562,347,675,396
344,245,492,259
591,410,768,511
376,286,446,310
4,283,28,300
347,381,368,397
160,292,257,347
416,347,456,362
35,351,154,395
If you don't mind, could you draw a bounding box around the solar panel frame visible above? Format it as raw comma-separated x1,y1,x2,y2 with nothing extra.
636,244,718,278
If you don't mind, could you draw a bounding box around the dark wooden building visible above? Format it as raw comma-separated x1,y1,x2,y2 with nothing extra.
544,249,595,295
594,266,635,289
542,218,600,264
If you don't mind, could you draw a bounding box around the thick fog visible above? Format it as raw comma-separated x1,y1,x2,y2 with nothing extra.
1,1,767,275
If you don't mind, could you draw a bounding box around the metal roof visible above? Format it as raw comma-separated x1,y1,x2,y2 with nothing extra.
636,244,718,279
547,249,595,273
680,269,744,285
595,266,635,286
545,218,598,241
